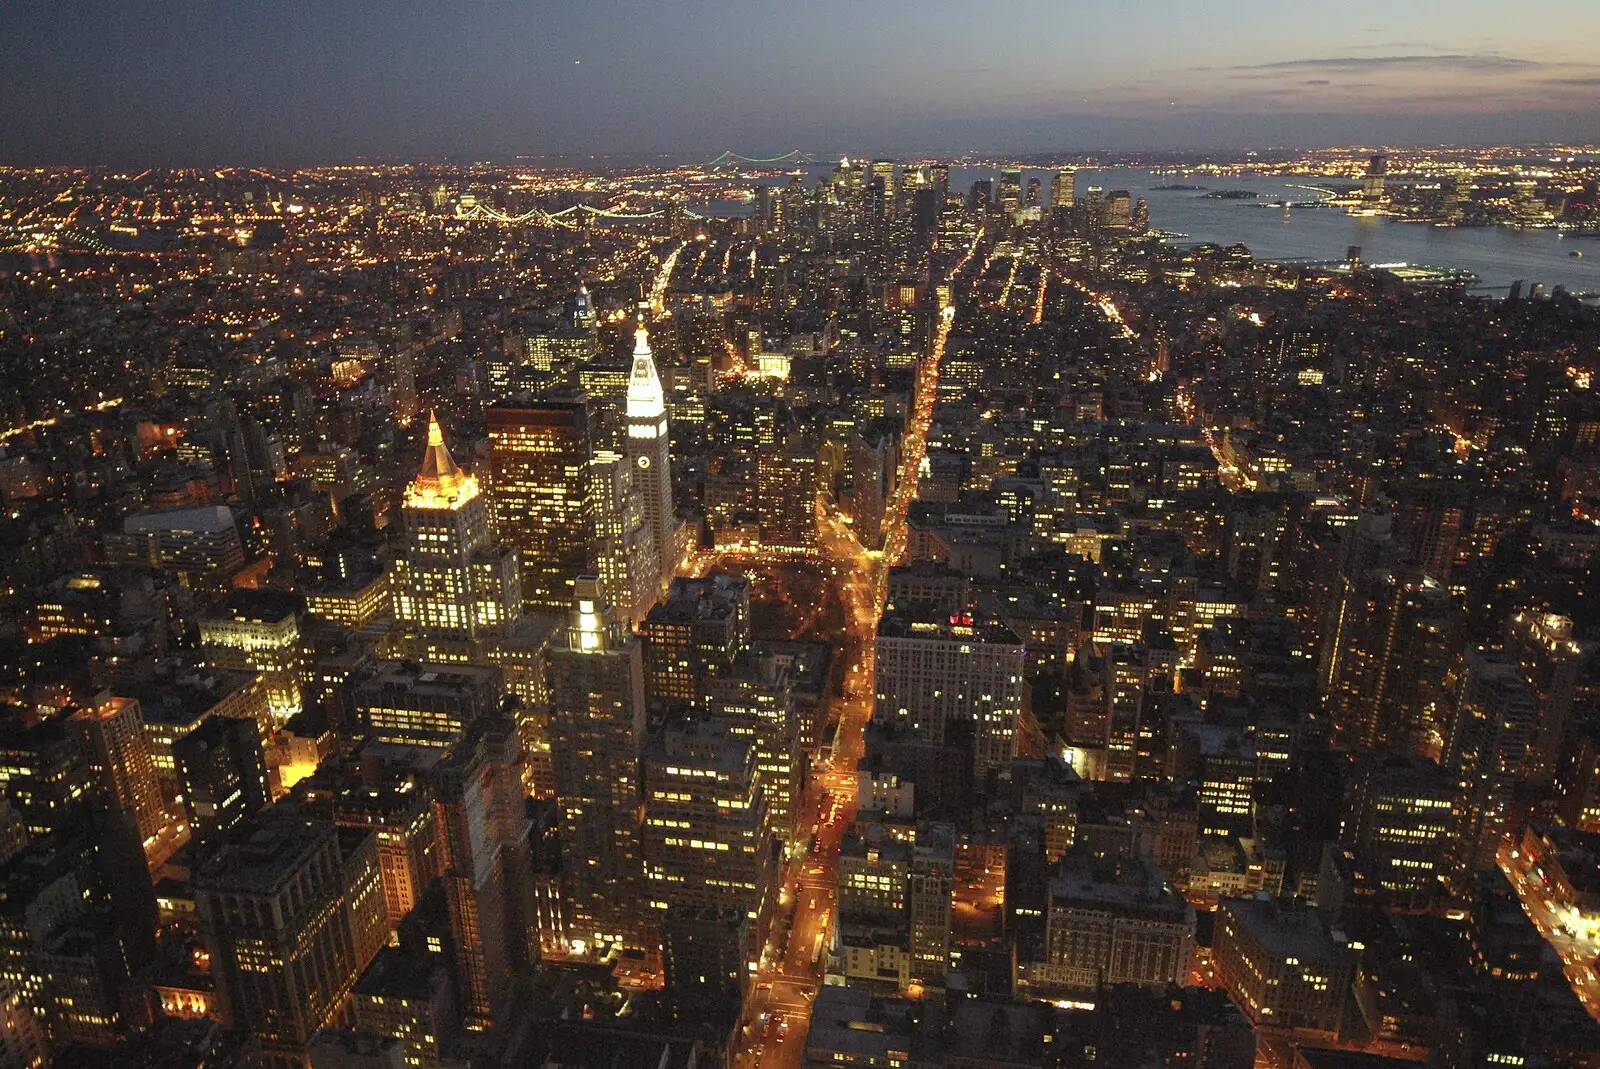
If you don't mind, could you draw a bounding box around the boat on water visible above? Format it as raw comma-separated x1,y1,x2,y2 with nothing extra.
1572,250,1585,258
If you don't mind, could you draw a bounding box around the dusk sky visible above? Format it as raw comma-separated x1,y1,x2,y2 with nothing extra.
5,0,1600,165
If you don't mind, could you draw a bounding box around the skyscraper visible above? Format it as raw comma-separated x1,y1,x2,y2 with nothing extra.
756,438,818,551
625,320,677,588
486,395,593,612
547,578,648,947
199,590,304,724
641,719,778,955
1362,152,1389,205
589,447,659,629
433,708,531,1030
174,713,271,858
874,608,1026,777
195,817,386,1067
1050,169,1077,210
68,696,166,845
998,169,1023,218
391,414,523,653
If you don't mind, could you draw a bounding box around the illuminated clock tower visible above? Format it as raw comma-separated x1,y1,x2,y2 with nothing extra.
625,317,675,586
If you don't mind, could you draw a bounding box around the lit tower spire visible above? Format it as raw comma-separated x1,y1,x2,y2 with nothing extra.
407,410,480,508
624,317,675,587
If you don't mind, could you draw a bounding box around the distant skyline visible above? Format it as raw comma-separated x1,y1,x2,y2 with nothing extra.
4,0,1600,166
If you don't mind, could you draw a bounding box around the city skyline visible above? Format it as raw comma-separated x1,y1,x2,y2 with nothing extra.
3,1,1600,165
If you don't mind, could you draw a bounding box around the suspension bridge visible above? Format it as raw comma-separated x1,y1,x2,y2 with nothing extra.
453,201,707,228
704,149,822,168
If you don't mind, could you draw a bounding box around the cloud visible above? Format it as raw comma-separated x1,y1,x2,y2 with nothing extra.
1231,54,1543,73
1541,76,1600,86
1304,79,1331,86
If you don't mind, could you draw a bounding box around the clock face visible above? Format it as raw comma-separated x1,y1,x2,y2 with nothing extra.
637,455,651,469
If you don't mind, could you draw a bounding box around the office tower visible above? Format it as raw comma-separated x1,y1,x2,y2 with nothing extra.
174,713,271,857
639,574,750,706
998,169,1022,217
908,823,955,983
661,905,748,1016
573,281,598,337
68,696,166,845
874,607,1026,778
1338,756,1463,911
0,979,45,1069
547,579,648,946
351,660,503,748
1026,175,1042,207
1105,190,1133,227
624,320,677,587
1213,899,1353,1036
199,590,305,724
195,817,387,1067
968,179,992,210
1363,152,1388,204
392,414,522,651
1321,555,1459,755
1050,169,1077,210
707,652,802,844
379,324,419,426
1103,643,1149,783
756,437,818,550
1042,854,1196,991
838,832,911,920
332,780,440,932
433,709,530,1030
525,322,594,377
103,505,245,590
486,395,593,612
1444,649,1539,875
870,159,898,204
0,718,93,838
351,940,456,1069
848,430,893,552
642,720,777,947
1505,612,1594,783
589,447,659,629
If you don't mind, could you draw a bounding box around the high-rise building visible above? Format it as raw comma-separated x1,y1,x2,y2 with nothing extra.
1050,169,1077,210
174,713,271,858
1338,755,1463,911
589,447,659,629
103,505,245,591
485,395,593,612
998,169,1023,217
1321,555,1458,755
351,660,503,749
624,320,677,587
639,574,750,706
199,590,305,724
707,652,802,844
1041,854,1196,991
756,438,818,550
908,822,955,983
547,578,648,947
1362,152,1388,204
68,696,166,845
391,414,522,653
1505,612,1594,783
432,708,531,1030
642,719,778,961
331,780,440,933
874,608,1026,777
195,816,387,1068
1213,899,1353,1036
1445,649,1540,875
